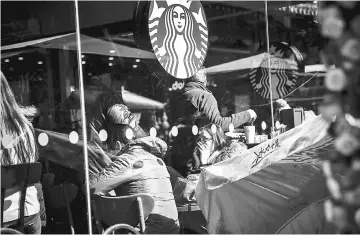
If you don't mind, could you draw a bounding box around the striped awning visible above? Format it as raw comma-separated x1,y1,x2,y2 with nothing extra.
278,3,318,16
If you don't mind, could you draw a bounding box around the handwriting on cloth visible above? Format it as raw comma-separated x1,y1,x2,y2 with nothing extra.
251,139,281,169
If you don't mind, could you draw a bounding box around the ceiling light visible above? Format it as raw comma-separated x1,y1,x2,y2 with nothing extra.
109,63,113,66
37,61,43,65
133,64,138,68
109,57,114,60
81,54,85,58
110,50,115,54
18,57,23,61
136,59,140,63
82,61,86,64
4,59,9,63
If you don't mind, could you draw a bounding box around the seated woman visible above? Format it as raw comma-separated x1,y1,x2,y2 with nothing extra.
170,123,248,202
89,116,179,234
193,123,248,168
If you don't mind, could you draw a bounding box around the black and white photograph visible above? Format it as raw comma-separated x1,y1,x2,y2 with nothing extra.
1,0,360,234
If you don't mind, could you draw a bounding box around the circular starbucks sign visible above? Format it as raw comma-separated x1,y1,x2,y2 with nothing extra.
148,0,208,79
250,42,301,100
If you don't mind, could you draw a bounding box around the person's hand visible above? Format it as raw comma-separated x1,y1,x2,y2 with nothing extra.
247,109,257,123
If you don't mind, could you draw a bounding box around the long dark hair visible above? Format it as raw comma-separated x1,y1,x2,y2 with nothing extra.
0,71,38,165
198,123,227,152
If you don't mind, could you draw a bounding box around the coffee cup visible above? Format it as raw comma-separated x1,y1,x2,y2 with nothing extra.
244,126,255,144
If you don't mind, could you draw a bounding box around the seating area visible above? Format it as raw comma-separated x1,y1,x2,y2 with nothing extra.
3,0,360,234
1,160,205,234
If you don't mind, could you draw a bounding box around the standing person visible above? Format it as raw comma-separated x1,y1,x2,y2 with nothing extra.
172,67,256,176
0,71,43,234
90,122,179,234
175,67,257,131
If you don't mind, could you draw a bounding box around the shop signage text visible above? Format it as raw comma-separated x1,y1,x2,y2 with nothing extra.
251,139,280,169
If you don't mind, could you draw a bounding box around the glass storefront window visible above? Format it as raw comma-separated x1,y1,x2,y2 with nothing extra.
1,1,91,233
1,1,328,234
267,1,324,132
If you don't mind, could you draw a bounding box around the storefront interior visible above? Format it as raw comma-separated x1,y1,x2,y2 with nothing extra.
1,1,333,234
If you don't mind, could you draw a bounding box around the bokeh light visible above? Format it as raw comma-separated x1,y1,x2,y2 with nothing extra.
38,133,49,147
192,125,199,135
69,131,79,144
99,129,108,142
171,126,178,137
125,128,134,140
211,124,217,134
150,127,157,138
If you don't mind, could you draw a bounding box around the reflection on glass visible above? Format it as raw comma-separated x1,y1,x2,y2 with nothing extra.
266,1,325,133
1,1,91,233
1,1,331,233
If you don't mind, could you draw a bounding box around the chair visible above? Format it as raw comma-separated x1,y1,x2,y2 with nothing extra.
43,183,78,235
103,224,140,235
0,228,23,234
1,162,43,233
92,193,155,234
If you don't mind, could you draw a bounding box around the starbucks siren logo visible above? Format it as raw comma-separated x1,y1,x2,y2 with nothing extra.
148,0,208,79
250,44,299,100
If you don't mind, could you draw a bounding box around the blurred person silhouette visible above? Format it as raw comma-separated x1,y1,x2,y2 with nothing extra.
138,111,157,136
84,79,124,142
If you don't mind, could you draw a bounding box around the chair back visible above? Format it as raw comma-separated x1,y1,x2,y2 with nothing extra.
1,162,42,232
93,193,155,228
1,163,42,189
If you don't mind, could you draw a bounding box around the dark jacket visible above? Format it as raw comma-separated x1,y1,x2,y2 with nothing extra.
175,81,251,131
89,137,179,234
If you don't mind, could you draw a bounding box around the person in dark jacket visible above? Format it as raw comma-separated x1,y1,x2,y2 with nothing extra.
175,67,257,131
171,67,256,176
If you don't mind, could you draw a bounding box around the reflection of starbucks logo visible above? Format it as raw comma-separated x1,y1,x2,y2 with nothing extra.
250,45,299,100
148,0,208,79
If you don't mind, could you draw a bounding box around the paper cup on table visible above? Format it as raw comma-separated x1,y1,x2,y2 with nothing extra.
244,126,255,144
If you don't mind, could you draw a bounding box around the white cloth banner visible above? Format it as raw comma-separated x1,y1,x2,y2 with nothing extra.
195,115,333,234
198,115,329,190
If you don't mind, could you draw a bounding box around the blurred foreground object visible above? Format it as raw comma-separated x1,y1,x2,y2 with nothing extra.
318,1,360,233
